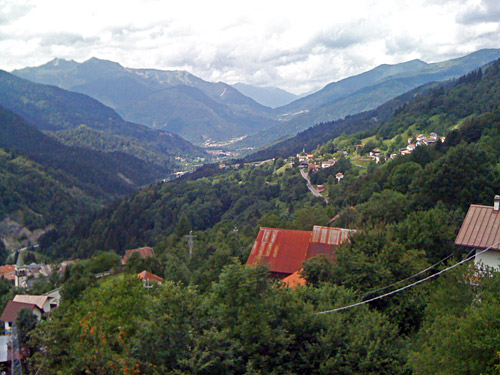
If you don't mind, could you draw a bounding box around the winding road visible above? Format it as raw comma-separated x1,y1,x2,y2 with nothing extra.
299,168,328,204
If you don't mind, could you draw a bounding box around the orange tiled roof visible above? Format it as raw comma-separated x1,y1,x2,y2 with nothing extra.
0,265,15,281
137,270,163,283
283,270,306,289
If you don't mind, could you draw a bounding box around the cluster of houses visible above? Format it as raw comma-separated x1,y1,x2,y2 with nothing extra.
296,153,338,172
0,245,166,366
367,132,445,163
398,132,445,156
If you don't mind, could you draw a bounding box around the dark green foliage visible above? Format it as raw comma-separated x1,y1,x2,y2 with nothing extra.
408,268,500,375
0,241,7,265
31,265,405,375
0,69,207,165
60,263,97,302
0,106,167,199
16,308,38,349
410,144,499,211
50,164,322,258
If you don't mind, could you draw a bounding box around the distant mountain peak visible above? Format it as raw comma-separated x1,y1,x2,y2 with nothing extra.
44,58,77,68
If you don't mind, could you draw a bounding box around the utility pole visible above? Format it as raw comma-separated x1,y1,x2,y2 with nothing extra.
185,230,197,260
10,323,22,375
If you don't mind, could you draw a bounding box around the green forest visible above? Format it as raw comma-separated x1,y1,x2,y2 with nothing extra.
2,60,500,374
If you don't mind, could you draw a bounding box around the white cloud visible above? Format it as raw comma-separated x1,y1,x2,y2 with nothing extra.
0,0,499,94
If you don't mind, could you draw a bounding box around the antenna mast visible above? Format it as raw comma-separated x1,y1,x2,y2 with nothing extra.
185,230,197,259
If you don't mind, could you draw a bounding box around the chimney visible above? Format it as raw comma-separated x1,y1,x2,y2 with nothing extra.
495,195,500,211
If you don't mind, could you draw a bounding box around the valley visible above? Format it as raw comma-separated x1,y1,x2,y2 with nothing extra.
1,50,500,374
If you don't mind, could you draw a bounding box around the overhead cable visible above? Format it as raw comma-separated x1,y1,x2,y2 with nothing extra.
357,252,454,299
314,242,500,315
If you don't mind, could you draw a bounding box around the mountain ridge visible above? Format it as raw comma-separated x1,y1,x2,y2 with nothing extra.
0,70,207,167
13,58,278,145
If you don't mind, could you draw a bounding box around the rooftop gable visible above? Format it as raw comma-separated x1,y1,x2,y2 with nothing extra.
0,301,40,323
137,270,163,283
246,228,311,275
455,204,500,250
247,226,355,277
13,295,51,310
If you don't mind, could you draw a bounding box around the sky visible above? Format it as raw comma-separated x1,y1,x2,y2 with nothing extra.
0,0,499,94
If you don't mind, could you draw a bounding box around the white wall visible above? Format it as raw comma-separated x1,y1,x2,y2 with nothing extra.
475,250,500,269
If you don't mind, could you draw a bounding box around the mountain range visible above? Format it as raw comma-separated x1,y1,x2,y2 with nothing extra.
13,58,278,146
12,48,500,153
233,48,500,150
0,70,206,168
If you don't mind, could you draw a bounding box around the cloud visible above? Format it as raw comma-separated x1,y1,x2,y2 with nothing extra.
0,0,34,25
457,0,500,25
0,0,499,94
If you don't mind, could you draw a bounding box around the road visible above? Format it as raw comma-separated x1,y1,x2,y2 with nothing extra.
299,168,328,204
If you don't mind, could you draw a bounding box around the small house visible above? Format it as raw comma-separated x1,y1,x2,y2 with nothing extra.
416,134,426,142
455,195,500,269
137,270,163,287
0,301,42,333
13,295,53,313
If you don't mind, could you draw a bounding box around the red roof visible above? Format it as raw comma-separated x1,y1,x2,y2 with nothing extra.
0,265,15,281
247,226,355,277
137,270,163,283
0,301,40,323
247,228,312,275
455,204,500,250
121,247,154,265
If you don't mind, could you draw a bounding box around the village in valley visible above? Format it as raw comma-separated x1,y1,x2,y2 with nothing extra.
215,130,446,202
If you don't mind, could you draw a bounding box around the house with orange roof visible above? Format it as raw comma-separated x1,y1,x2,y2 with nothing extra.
137,270,163,288
0,301,42,333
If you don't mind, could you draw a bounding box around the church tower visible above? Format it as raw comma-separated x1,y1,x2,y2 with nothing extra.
14,251,27,288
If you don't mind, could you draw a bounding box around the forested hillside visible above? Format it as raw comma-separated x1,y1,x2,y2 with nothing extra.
21,58,500,375
231,48,500,150
0,70,207,167
0,105,173,253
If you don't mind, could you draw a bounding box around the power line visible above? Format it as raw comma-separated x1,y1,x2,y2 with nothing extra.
356,253,454,299
314,242,500,315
